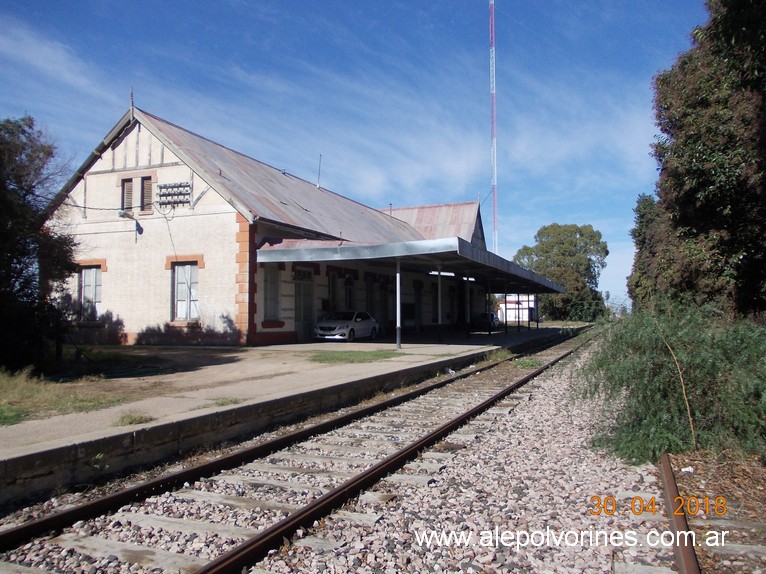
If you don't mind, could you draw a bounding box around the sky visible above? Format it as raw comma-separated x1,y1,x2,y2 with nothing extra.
0,1,711,309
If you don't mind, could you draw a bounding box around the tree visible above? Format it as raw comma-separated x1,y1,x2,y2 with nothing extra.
627,194,680,308
0,116,76,368
635,0,766,316
513,223,608,321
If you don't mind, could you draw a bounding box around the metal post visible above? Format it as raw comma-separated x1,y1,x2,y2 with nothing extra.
535,293,539,328
396,259,401,350
437,267,443,342
486,281,491,336
504,283,508,334
527,293,531,330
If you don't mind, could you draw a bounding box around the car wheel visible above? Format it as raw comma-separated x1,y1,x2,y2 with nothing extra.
370,327,377,340
348,329,355,342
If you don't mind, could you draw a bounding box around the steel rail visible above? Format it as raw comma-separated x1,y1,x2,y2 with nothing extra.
0,334,577,552
659,453,701,574
194,346,577,573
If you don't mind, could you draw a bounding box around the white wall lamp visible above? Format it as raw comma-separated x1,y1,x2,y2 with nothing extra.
118,210,143,241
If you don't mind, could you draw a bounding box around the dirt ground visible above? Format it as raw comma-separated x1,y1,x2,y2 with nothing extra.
58,345,300,397
671,450,766,573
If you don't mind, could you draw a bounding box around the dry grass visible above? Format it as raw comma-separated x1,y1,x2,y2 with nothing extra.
671,450,766,573
0,368,126,425
308,350,401,364
113,411,156,426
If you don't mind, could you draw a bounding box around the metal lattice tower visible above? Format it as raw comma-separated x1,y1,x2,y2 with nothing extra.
489,0,498,253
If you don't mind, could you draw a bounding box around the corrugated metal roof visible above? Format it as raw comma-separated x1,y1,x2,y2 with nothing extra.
51,108,564,294
385,202,485,247
134,109,423,244
259,237,565,294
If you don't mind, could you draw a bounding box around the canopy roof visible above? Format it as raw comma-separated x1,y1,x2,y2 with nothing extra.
260,237,564,294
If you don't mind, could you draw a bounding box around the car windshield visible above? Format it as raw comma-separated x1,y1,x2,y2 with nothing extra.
325,311,356,321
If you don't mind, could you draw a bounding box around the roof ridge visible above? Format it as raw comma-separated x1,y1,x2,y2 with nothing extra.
386,201,478,210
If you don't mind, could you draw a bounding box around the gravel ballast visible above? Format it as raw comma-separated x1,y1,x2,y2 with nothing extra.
255,354,677,573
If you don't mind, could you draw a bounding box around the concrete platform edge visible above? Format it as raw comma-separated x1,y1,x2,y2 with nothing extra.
0,346,492,507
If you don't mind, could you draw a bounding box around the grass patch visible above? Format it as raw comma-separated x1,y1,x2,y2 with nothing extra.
0,367,125,425
114,412,156,426
513,358,544,369
0,404,29,426
212,397,244,407
486,349,514,362
309,350,401,364
578,299,766,463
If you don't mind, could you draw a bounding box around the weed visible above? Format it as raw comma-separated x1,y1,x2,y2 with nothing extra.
212,397,244,407
114,412,156,426
578,298,766,463
90,452,109,471
486,349,514,362
0,404,28,425
309,350,400,364
513,358,544,369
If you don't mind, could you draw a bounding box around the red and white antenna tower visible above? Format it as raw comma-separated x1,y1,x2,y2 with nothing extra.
489,0,498,253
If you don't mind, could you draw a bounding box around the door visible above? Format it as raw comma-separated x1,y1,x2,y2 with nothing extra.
294,274,314,342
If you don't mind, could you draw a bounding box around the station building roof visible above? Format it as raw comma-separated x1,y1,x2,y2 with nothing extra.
54,107,564,295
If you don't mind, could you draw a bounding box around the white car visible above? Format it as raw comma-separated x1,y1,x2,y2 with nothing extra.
314,311,378,342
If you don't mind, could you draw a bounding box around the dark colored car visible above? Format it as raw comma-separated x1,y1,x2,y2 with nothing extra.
471,312,501,331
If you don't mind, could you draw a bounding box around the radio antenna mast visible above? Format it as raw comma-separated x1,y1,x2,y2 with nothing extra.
489,0,498,253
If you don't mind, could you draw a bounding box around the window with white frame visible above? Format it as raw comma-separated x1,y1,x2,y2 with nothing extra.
173,263,199,321
263,265,280,321
79,266,102,320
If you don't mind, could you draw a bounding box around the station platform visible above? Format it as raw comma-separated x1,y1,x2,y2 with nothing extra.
0,326,565,506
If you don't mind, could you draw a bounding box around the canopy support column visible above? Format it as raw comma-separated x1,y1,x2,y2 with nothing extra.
437,267,443,342
464,277,471,338
486,279,492,336
396,258,401,350
504,282,509,335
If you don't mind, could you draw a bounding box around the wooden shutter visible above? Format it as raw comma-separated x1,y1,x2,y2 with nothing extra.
141,177,153,211
122,179,133,212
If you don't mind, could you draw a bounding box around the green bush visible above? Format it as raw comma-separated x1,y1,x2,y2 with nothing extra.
579,299,766,463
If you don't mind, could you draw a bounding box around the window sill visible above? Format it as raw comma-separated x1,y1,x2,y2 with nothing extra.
170,320,201,328
261,320,285,329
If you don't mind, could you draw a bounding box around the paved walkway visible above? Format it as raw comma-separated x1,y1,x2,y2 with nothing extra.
0,328,558,460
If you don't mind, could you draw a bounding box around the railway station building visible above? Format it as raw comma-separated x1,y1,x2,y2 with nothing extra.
48,107,563,346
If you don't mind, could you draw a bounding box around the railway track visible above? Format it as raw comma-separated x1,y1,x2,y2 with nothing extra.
661,453,766,574
0,337,582,573
3,331,744,574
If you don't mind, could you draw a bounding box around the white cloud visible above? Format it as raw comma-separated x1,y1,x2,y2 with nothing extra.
0,15,116,105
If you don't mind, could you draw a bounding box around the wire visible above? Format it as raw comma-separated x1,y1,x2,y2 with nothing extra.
57,199,169,212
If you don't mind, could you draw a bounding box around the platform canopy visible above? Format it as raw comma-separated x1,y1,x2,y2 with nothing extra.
258,236,564,294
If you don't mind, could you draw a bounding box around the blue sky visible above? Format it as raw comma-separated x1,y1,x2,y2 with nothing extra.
0,1,710,307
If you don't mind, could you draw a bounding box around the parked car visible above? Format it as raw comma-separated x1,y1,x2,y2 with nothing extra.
314,311,378,342
471,312,501,331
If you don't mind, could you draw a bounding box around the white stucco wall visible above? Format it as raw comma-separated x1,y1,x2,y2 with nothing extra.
51,122,240,341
